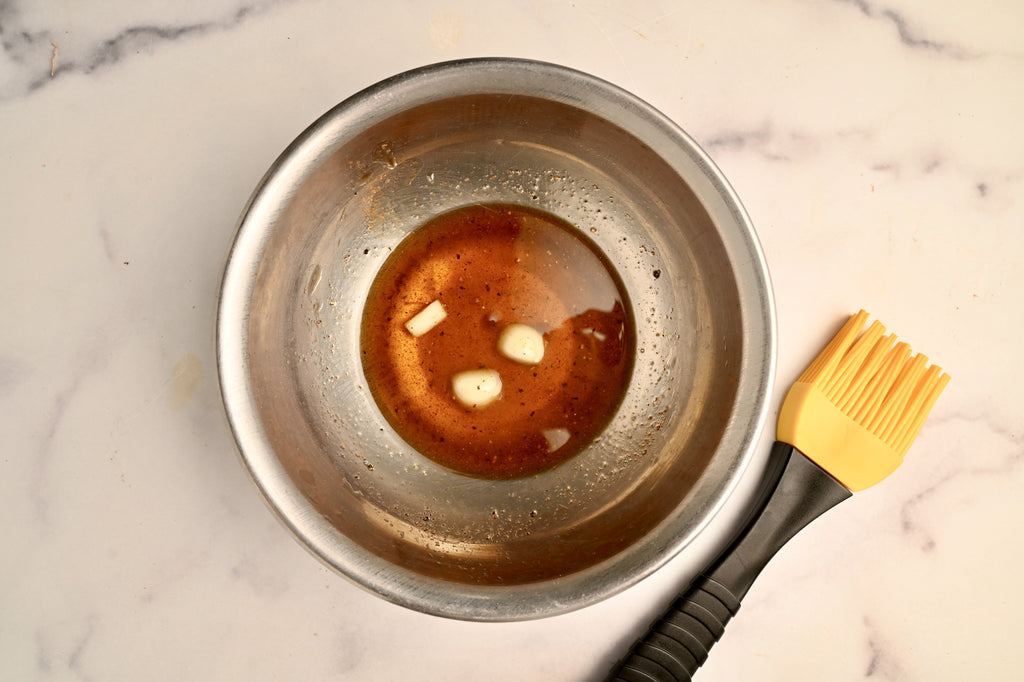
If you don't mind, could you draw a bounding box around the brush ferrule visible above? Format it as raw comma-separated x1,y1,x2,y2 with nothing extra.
777,381,902,491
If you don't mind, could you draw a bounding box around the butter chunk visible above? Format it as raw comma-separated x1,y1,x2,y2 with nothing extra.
452,368,502,408
404,299,447,337
497,323,545,365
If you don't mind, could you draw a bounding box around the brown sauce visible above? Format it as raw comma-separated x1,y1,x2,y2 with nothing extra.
360,203,634,479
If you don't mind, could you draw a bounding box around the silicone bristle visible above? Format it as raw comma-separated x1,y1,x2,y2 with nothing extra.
823,320,885,402
893,366,951,456
839,332,897,414
798,310,870,385
846,333,896,410
878,353,929,443
806,311,950,457
862,342,912,432
852,340,904,424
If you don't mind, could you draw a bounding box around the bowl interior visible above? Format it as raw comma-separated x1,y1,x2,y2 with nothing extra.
222,61,773,620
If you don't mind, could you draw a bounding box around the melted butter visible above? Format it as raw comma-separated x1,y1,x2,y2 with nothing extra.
360,203,634,479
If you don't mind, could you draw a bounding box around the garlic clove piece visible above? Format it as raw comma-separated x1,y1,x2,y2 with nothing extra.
405,299,447,337
497,323,545,365
451,368,502,408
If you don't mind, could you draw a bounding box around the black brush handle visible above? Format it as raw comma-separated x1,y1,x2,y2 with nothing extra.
607,442,852,681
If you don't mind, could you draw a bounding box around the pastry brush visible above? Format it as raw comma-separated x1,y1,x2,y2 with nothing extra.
607,310,950,681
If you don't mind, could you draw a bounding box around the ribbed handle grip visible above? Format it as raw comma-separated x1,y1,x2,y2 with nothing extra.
607,443,852,681
610,576,741,681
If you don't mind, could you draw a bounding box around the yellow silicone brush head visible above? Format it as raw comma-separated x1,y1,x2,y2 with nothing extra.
777,310,951,491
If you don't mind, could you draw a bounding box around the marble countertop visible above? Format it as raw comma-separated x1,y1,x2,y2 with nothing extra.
3,1,1022,679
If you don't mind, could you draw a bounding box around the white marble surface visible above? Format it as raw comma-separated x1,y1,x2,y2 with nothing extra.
2,1,1022,679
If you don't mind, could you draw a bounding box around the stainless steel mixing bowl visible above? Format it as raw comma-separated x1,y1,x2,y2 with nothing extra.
217,58,775,621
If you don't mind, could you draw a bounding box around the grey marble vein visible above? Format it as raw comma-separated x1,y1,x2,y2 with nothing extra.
27,339,115,530
35,615,97,677
705,126,771,152
0,0,287,101
702,123,826,164
834,0,977,57
29,375,83,527
899,414,1024,552
863,617,902,678
0,353,25,390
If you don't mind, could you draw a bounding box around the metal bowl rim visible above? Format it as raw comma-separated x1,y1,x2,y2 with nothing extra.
216,57,777,621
